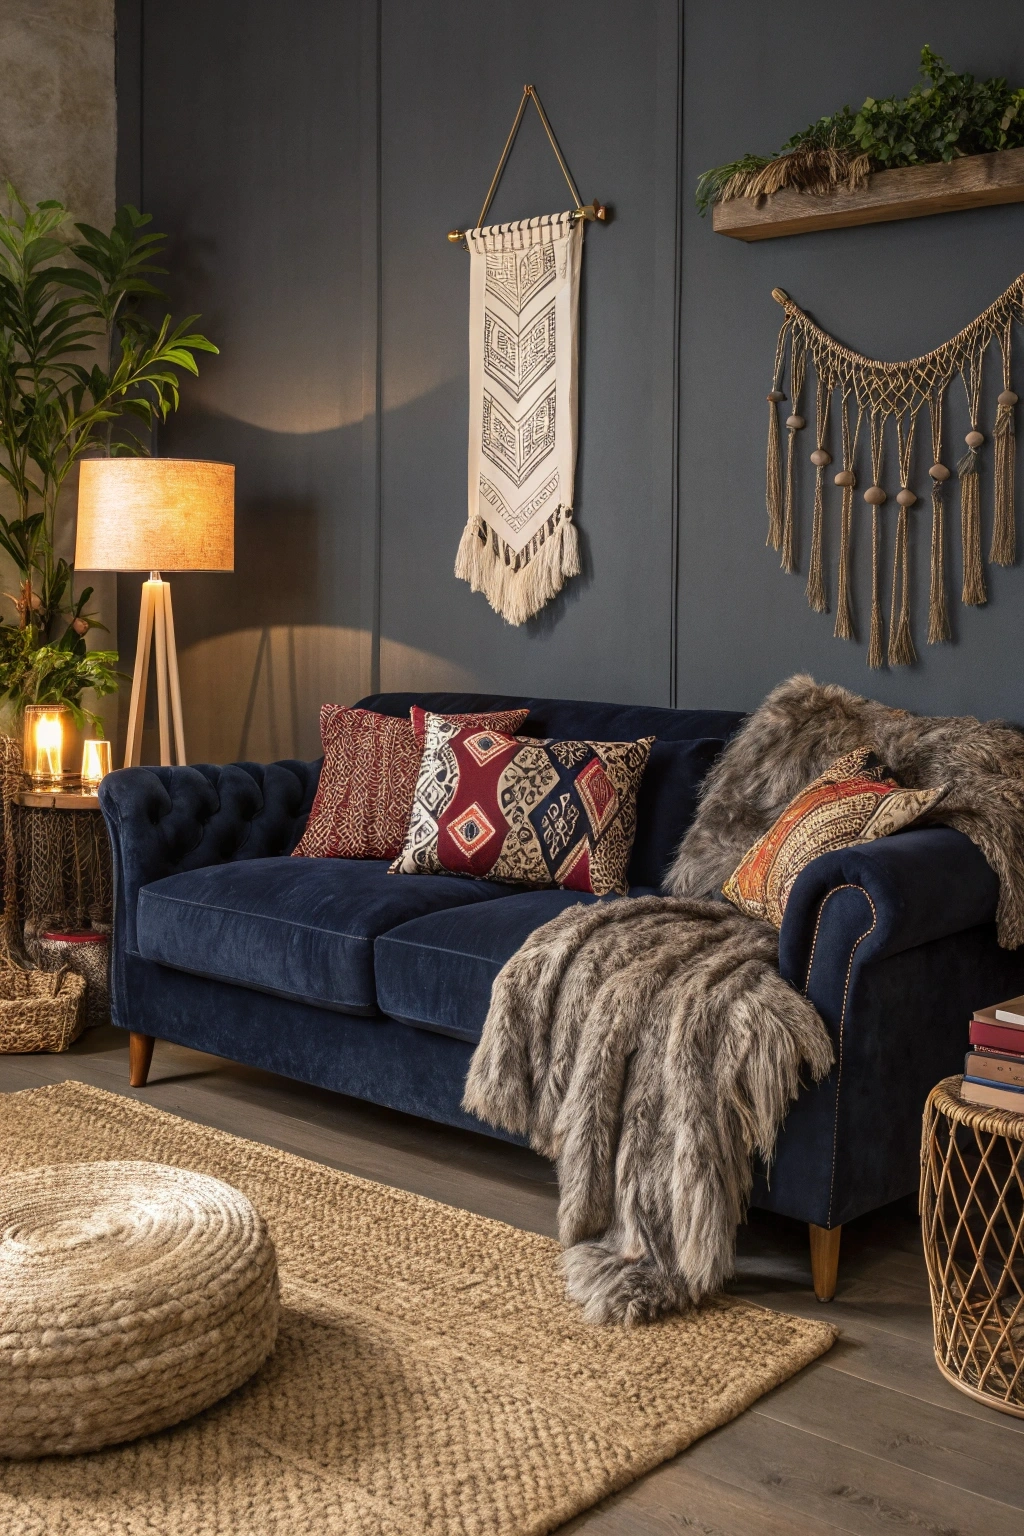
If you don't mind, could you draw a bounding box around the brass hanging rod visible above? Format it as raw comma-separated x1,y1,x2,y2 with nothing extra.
447,85,608,247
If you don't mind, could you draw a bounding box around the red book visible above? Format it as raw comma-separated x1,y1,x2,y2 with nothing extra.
969,1019,1024,1056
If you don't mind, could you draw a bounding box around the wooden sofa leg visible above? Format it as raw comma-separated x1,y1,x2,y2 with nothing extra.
809,1223,841,1302
129,1032,155,1088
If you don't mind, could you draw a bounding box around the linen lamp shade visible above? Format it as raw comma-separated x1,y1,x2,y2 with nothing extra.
75,459,234,572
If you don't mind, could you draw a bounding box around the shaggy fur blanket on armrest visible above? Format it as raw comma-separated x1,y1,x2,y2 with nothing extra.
464,675,1024,1324
669,674,1024,949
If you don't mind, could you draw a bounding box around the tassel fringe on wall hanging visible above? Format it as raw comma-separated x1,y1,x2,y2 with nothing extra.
449,85,607,625
456,211,583,625
767,276,1023,667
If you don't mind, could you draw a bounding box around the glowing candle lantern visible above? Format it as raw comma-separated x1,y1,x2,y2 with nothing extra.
23,705,68,784
81,739,112,788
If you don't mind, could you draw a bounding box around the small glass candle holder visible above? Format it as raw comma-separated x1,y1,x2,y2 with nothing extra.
23,705,68,785
81,739,112,789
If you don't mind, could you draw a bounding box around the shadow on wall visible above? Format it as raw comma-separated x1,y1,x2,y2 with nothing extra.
179,626,486,764
118,408,365,764
179,625,364,763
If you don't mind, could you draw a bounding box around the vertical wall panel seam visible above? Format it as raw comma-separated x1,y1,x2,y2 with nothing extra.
653,0,684,709
668,0,683,709
359,0,383,694
372,0,383,693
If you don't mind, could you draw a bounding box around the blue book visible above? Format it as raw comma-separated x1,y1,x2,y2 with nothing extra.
962,1075,1024,1112
965,1049,1024,1090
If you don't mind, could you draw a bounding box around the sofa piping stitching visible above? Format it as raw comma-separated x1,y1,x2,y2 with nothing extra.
375,934,502,965
803,881,877,1231
138,889,373,944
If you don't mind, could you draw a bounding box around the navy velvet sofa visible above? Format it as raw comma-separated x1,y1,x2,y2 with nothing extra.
100,691,1024,1302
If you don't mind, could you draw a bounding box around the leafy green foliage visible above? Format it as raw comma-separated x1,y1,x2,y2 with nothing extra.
697,47,1024,213
0,625,122,733
0,185,217,719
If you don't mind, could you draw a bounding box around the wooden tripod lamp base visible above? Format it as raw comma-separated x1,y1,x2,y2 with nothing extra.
124,574,186,768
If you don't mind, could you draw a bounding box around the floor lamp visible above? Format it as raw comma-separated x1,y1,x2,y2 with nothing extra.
76,459,235,768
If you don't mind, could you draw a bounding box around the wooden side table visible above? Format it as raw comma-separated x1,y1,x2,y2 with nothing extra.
921,1076,1024,1417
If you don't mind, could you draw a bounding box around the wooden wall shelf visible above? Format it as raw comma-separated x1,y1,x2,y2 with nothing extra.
712,146,1024,241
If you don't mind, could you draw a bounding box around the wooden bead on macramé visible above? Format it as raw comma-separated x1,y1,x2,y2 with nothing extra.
929,463,951,482
896,489,917,507
785,414,805,430
998,389,1019,406
833,469,855,487
863,486,887,505
810,449,831,466
766,389,786,402
965,430,985,449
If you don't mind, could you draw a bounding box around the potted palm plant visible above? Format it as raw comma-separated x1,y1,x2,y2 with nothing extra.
0,184,217,745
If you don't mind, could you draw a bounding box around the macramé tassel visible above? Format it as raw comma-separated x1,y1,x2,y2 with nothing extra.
957,444,987,606
455,510,580,626
805,464,827,611
927,489,950,643
833,482,854,640
766,397,783,550
991,397,1016,566
781,424,798,572
887,504,915,666
867,505,884,669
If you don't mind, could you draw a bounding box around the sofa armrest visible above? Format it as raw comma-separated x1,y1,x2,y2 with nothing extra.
100,758,320,961
778,826,999,991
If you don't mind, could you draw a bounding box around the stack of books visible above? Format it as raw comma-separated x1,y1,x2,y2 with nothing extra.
963,996,1024,1111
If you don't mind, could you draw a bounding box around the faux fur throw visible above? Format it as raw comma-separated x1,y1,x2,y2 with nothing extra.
668,674,1024,949
463,896,831,1323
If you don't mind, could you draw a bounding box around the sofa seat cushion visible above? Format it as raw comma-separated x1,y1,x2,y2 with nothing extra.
135,857,515,1016
374,887,658,1043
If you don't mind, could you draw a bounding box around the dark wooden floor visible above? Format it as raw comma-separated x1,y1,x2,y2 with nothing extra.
3,1026,1023,1534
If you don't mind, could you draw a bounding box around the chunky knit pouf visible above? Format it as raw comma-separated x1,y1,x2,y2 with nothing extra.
0,1160,279,1458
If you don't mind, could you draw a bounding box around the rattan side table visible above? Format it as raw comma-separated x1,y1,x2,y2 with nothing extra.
921,1076,1024,1417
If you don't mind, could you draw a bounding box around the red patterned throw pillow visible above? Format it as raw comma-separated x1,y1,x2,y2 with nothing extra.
390,712,654,896
722,748,946,927
293,705,529,861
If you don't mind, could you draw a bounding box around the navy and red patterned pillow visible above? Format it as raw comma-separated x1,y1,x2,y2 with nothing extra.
292,704,529,861
390,712,654,896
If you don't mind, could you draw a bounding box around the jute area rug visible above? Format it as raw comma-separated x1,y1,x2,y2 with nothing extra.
0,1081,836,1536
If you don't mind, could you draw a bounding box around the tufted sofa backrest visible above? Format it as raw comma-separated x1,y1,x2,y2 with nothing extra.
358,692,745,889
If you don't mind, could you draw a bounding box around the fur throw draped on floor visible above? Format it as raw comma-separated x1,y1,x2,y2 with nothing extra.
465,674,1024,1324
668,674,1024,949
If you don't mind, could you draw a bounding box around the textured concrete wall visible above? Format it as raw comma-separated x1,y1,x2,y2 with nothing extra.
0,0,115,221
0,0,117,737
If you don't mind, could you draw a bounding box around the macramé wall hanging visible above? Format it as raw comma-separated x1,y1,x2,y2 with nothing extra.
767,276,1022,669
448,86,606,625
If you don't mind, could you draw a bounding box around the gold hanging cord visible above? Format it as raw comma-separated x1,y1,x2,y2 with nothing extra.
447,85,607,246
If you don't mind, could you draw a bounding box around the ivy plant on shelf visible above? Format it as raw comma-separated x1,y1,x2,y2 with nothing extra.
696,46,1024,215
0,184,217,735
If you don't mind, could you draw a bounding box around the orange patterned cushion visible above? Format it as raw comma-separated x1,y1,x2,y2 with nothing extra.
722,748,946,927
292,705,529,861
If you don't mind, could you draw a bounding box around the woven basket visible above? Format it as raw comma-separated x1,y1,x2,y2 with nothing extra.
0,967,86,1053
26,929,110,1030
